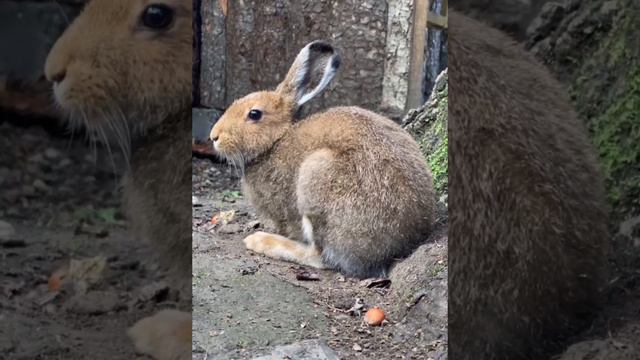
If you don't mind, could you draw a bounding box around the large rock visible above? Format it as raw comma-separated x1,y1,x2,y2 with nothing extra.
390,73,449,347
403,69,448,199
526,0,639,224
388,237,447,339
557,322,640,360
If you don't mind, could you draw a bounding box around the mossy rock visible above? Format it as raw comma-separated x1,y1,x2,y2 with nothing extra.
403,69,448,199
388,232,448,342
528,0,640,222
573,1,640,222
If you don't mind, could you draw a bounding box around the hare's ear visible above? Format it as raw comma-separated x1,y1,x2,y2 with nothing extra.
276,41,341,107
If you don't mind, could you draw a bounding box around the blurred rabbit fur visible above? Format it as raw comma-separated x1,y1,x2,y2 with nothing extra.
448,10,609,360
44,0,192,359
211,41,435,279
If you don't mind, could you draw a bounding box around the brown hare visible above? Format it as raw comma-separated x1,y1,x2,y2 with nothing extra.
210,41,435,279
448,11,609,360
44,0,192,359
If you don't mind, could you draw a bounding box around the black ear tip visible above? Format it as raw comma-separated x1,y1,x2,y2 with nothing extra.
309,41,334,54
331,54,341,70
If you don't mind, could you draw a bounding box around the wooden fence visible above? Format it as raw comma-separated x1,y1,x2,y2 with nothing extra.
406,0,448,111
194,0,448,118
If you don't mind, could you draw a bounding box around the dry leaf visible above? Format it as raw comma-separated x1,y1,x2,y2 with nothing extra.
295,269,320,281
360,278,391,289
213,210,235,225
48,268,68,292
68,256,107,294
347,298,365,316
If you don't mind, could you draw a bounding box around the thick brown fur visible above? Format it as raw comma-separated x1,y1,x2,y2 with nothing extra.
448,11,609,359
44,1,192,359
211,41,435,279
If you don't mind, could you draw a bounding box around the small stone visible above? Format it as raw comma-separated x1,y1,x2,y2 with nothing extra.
353,343,362,352
44,303,57,315
600,1,618,18
136,282,169,303
58,158,72,168
21,185,36,197
247,220,261,229
63,291,124,315
33,179,49,192
252,339,339,360
0,220,16,240
28,153,45,163
44,147,61,160
218,223,243,234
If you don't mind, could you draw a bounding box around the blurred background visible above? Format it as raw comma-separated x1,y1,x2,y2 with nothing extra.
1,2,179,358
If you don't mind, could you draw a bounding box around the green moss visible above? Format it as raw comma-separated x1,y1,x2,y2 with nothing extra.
567,0,640,220
418,99,449,196
429,263,446,277
405,71,449,198
593,70,640,210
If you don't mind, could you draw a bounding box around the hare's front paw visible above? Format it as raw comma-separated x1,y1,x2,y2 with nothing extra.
127,309,191,360
243,231,271,254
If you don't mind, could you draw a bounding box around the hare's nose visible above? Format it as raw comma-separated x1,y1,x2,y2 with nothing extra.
49,70,67,83
211,135,219,142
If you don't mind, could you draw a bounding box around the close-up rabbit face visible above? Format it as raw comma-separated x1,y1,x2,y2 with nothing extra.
44,0,192,140
211,41,340,164
211,91,296,164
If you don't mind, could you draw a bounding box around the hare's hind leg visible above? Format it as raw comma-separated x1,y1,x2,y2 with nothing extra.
127,309,191,360
243,230,325,269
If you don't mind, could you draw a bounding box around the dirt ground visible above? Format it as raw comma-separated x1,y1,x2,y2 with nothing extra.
0,115,176,359
191,156,448,360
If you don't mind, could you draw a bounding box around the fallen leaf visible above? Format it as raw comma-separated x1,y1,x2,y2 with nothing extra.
68,256,107,294
295,269,320,281
96,208,118,224
215,210,235,225
74,223,109,237
347,298,365,316
360,278,391,289
222,191,242,202
48,270,66,292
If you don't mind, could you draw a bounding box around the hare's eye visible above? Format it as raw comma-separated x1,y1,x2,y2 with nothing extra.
248,109,263,121
141,4,175,30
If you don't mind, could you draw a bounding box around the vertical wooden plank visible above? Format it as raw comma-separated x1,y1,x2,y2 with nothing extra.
381,0,413,115
406,0,429,111
192,0,202,106
198,0,226,109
